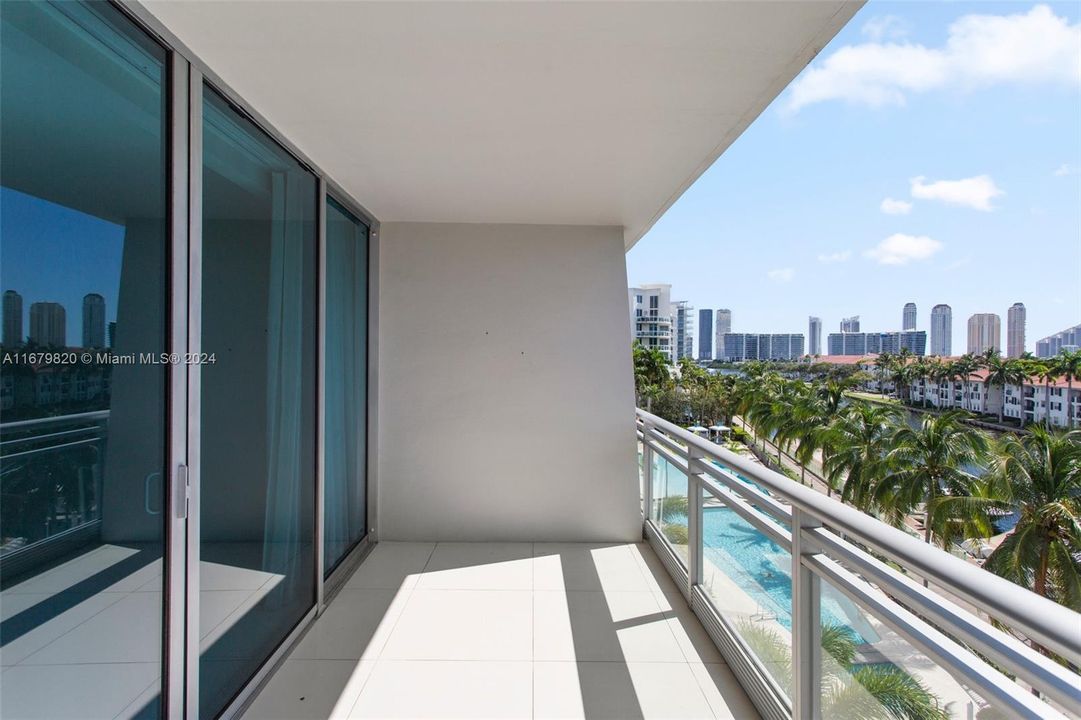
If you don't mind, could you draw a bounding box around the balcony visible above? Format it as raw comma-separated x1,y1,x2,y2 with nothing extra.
239,541,759,719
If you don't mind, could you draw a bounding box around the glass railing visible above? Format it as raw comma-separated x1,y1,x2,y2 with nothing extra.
0,411,109,560
637,408,1081,720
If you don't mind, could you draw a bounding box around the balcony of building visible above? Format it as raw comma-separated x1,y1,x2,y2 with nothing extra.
3,1,1080,719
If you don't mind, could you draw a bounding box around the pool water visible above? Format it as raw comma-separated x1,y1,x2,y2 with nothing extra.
698,506,879,645
653,456,878,645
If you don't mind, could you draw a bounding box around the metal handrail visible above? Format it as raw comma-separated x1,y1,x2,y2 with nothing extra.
637,407,1081,718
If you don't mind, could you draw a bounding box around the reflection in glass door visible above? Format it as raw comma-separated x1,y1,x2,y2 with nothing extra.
0,2,169,718
199,86,318,719
324,198,369,575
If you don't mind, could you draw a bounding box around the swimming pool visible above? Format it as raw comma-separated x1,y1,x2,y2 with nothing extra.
653,455,878,644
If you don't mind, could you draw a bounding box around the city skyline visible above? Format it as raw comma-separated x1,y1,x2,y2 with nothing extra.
627,2,1080,354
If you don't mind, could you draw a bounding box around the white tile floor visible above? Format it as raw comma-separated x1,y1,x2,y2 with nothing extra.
242,542,760,720
1,543,288,720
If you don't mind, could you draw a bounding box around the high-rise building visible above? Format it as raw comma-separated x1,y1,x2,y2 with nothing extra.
1006,302,1026,358
719,332,803,361
672,300,694,360
629,284,673,362
967,313,1001,355
1035,323,1081,357
828,331,926,356
108,321,117,349
808,316,822,356
3,290,23,346
29,302,66,348
714,309,731,358
840,315,860,333
902,303,917,331
698,308,713,360
82,293,106,348
930,304,952,356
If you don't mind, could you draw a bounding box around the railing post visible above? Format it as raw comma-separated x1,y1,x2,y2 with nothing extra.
641,419,654,525
791,507,822,720
687,445,706,589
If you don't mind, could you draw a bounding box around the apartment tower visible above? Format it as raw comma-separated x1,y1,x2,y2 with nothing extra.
808,316,822,356
967,313,1001,355
930,304,952,356
3,290,23,347
902,302,917,331
698,308,713,360
29,301,66,348
82,293,106,348
1007,302,1026,358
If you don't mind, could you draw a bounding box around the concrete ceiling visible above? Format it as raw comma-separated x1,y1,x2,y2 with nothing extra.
142,1,861,248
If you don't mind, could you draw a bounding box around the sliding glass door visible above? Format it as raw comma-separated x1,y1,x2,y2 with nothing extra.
324,198,369,575
1,2,374,717
198,86,318,719
0,2,169,718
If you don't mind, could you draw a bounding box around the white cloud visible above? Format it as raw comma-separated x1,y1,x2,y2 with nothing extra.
817,251,852,264
767,268,795,282
1054,163,1077,176
862,15,910,42
880,198,913,215
786,5,1081,112
864,234,943,265
910,175,1003,211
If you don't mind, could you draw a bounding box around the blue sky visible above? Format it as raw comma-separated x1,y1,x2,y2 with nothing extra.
627,1,1081,353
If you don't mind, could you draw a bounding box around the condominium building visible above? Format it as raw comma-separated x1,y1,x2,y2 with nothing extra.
672,300,694,360
808,315,822,356
1036,322,1081,357
721,332,804,361
28,301,66,348
3,290,22,346
2,3,1073,720
840,315,860,332
902,302,916,331
1006,302,1026,358
82,293,107,348
930,303,952,356
967,313,1001,354
714,308,732,357
827,330,926,356
629,284,673,361
697,308,713,360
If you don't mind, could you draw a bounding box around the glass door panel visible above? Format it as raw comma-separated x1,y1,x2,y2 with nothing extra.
199,85,318,719
0,2,169,718
323,198,369,575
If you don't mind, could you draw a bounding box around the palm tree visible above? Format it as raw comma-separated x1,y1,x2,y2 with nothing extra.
1034,362,1062,429
949,354,981,413
633,342,670,410
877,411,989,548
1052,349,1081,429
822,402,901,512
981,428,1081,614
738,621,949,720
983,355,1026,425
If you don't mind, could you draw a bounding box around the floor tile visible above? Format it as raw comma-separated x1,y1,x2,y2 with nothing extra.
416,543,533,590
662,602,726,664
0,662,159,719
242,659,374,720
18,591,161,665
534,661,718,719
380,589,532,661
629,542,685,596
690,663,760,719
348,660,531,719
533,590,685,662
533,543,652,592
291,589,409,661
342,543,435,590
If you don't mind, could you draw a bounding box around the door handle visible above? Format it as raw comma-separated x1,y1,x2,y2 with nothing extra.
145,471,163,515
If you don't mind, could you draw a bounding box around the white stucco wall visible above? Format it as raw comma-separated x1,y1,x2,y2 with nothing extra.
376,222,641,542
